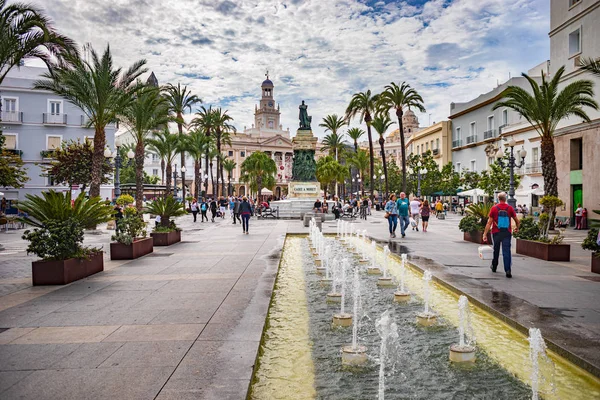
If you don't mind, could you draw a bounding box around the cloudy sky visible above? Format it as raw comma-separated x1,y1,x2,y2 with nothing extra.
32,0,549,138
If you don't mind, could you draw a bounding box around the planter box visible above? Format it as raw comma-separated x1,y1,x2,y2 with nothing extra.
32,252,104,286
516,239,570,261
592,253,600,274
463,231,492,245
110,237,153,260
151,230,181,246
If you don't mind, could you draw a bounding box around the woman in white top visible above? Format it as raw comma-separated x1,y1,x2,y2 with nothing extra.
575,203,584,230
409,197,421,231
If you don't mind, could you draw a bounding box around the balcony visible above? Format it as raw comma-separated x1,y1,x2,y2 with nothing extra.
43,113,67,125
466,135,478,144
4,149,23,158
1,111,23,124
498,124,508,132
40,149,56,159
526,161,542,174
452,140,463,148
483,129,496,140
432,148,440,156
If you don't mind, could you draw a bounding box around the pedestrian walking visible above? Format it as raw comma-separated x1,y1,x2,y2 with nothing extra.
420,199,430,232
233,197,242,224
190,198,199,222
229,197,235,220
396,192,410,238
410,196,421,231
435,199,443,216
200,198,208,222
582,208,588,230
575,203,583,229
210,198,218,222
114,204,123,233
240,196,252,234
483,192,520,278
219,196,228,219
385,194,399,238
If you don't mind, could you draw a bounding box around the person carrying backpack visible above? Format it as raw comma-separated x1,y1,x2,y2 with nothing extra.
482,192,520,278
200,198,208,222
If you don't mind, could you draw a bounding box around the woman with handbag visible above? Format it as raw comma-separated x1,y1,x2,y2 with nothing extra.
384,194,399,238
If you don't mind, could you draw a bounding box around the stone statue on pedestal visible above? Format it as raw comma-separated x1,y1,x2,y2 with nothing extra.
299,100,312,130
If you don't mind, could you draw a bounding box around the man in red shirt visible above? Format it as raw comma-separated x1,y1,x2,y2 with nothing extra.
483,192,520,278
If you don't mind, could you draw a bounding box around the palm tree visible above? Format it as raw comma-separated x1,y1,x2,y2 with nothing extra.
240,151,277,199
347,149,370,196
316,156,347,200
181,129,210,199
579,57,600,77
346,90,379,196
192,105,217,194
34,45,147,198
346,127,365,152
0,0,77,86
378,82,426,193
119,85,169,210
222,158,237,196
319,114,347,156
320,132,347,161
370,114,395,198
493,66,598,197
211,108,236,197
147,128,180,196
206,144,220,196
163,83,202,201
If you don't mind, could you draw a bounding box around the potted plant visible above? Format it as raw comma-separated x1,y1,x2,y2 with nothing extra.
514,198,571,262
110,206,153,260
582,228,600,274
458,203,492,244
18,191,113,285
145,196,187,246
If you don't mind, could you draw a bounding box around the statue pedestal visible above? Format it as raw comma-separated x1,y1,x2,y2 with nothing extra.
288,181,320,198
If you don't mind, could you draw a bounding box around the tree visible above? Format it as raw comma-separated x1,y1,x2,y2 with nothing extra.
0,0,76,86
240,151,276,199
478,154,521,199
439,162,461,196
316,156,346,200
493,66,598,197
192,106,217,195
460,170,481,191
346,90,379,197
346,127,365,153
370,114,395,198
120,84,169,210
319,114,347,160
222,158,237,197
34,45,147,198
378,82,426,193
579,57,600,77
320,132,346,161
146,128,180,195
386,159,402,195
347,149,369,196
163,83,202,201
406,151,440,197
43,139,111,191
0,134,28,187
210,108,235,197
181,129,210,198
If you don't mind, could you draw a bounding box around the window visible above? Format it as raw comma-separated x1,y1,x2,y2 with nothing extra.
569,27,581,56
487,116,494,131
3,134,17,149
532,147,539,163
2,97,17,112
416,145,420,154
228,150,234,157
49,100,62,114
47,174,56,186
487,156,495,169
502,109,508,126
426,142,429,151
47,136,61,150
430,140,434,150
240,151,246,157
436,138,439,149
470,122,476,136
152,169,158,176
470,160,476,172
268,120,274,129
409,143,413,154
570,138,583,170
152,153,159,162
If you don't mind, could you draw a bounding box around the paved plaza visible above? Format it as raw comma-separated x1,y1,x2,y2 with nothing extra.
0,212,599,399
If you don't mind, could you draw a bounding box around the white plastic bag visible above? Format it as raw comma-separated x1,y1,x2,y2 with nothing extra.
410,217,417,227
478,245,493,260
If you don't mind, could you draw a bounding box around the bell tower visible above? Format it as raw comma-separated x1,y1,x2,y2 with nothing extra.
255,71,281,131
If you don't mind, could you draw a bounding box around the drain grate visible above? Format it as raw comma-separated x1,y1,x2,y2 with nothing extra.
147,253,174,257
578,275,600,282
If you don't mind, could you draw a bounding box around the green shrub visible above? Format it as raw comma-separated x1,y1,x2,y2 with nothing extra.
144,196,186,230
514,217,540,241
111,208,147,245
465,203,493,226
458,215,483,233
116,194,135,206
22,218,98,261
582,228,600,255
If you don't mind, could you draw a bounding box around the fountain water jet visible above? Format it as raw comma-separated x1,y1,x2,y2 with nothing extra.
367,240,382,275
416,269,437,326
449,295,476,362
327,256,342,303
378,245,395,287
529,328,554,400
375,310,399,400
320,244,332,284
333,259,352,327
341,267,368,365
358,230,369,264
394,253,411,302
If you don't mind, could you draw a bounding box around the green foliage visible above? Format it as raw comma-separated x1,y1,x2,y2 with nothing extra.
514,217,541,241
316,156,347,198
116,194,134,206
144,196,186,228
458,215,483,233
22,218,84,261
17,190,114,229
405,151,440,196
385,159,403,194
460,170,480,191
153,224,179,233
539,195,564,238
240,151,277,195
582,228,600,254
439,162,461,195
43,139,111,189
478,154,520,199
0,134,29,187
465,203,493,226
111,207,147,244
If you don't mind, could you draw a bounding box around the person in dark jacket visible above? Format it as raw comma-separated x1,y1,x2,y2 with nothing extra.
233,197,242,224
239,196,253,234
209,198,218,222
200,198,208,222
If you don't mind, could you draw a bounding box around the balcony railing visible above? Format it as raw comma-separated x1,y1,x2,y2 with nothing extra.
43,113,67,125
1,111,23,123
4,149,23,157
452,140,463,148
483,129,496,140
466,135,478,144
432,148,440,155
498,124,508,132
526,161,542,174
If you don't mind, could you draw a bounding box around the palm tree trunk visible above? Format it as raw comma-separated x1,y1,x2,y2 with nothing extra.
160,159,165,185
540,135,558,197
396,109,407,193
90,126,106,198
215,135,221,197
210,162,215,196
365,115,374,199
220,159,226,198
194,160,200,199
228,175,232,196
204,153,209,195
178,118,186,201
134,140,145,211
165,163,173,196
379,136,389,199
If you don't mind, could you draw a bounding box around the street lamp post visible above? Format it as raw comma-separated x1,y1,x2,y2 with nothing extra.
104,139,133,200
173,164,178,199
380,173,385,203
496,138,527,209
180,166,186,202
414,161,428,198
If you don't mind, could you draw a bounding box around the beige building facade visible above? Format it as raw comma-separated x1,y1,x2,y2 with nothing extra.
404,120,452,168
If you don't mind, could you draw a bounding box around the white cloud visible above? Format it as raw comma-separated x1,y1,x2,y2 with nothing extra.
31,0,549,137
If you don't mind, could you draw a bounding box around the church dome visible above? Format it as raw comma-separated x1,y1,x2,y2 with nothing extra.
262,79,274,87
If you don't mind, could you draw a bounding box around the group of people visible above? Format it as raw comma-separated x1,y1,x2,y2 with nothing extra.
188,196,253,234
313,196,374,220
384,193,431,239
